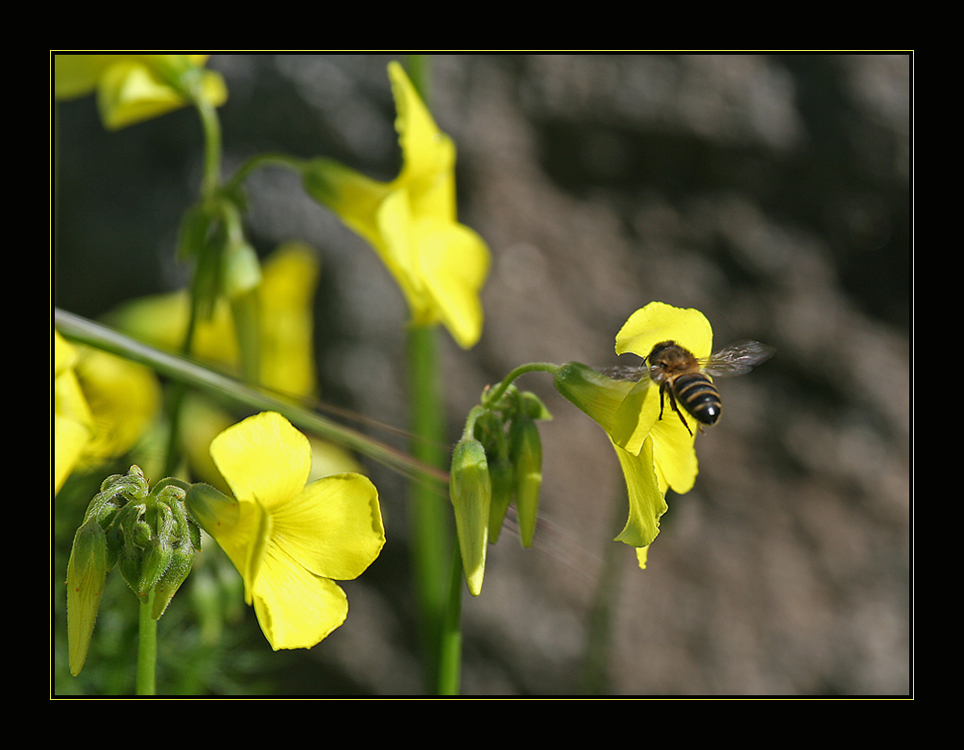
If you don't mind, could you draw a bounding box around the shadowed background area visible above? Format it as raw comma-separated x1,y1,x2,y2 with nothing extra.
54,53,910,695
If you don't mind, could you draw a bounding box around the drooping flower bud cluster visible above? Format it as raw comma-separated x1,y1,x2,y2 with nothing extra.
449,385,550,596
66,466,199,675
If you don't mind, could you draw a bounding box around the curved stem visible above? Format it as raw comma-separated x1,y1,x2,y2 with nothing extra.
225,152,306,195
482,362,561,407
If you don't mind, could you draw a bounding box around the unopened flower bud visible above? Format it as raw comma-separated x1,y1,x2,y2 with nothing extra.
486,457,514,544
449,437,491,596
66,519,108,676
151,539,197,619
509,416,543,548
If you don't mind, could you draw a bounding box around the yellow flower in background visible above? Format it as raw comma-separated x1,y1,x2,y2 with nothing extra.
54,332,95,493
112,242,319,398
187,412,385,650
303,61,490,349
73,345,163,469
554,302,708,568
54,330,161,491
54,54,227,130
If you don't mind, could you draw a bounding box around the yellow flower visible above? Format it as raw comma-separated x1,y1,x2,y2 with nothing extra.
111,242,319,398
53,331,161,490
187,412,385,650
55,54,227,130
74,346,162,467
54,332,95,493
554,302,709,567
303,61,490,349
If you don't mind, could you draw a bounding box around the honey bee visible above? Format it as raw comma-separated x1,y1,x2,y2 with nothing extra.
609,340,774,436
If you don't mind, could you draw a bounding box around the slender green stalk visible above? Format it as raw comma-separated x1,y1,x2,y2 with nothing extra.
136,591,157,695
406,323,452,693
55,309,447,486
482,362,561,407
161,93,221,479
225,152,306,195
400,54,462,695
193,97,222,199
437,543,464,695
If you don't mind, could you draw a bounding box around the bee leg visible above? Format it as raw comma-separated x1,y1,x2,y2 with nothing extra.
666,389,693,437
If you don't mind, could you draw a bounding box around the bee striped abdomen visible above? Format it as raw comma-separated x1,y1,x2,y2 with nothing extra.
674,373,721,425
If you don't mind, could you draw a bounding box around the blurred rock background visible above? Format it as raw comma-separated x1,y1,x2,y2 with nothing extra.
54,53,910,695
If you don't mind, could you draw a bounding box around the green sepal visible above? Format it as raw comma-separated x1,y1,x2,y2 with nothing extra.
185,482,240,537
553,361,635,434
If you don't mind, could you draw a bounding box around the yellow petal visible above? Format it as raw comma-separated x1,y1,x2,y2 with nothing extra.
650,415,699,495
416,218,490,348
610,378,660,455
73,346,161,466
257,242,320,397
250,555,350,650
273,473,384,581
209,412,311,508
54,332,94,492
54,55,122,99
388,60,457,212
611,437,668,550
615,301,713,360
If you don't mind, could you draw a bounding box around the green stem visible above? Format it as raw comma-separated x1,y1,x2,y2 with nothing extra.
483,362,561,407
162,280,200,478
406,323,452,693
193,97,222,199
437,542,464,695
136,591,157,695
55,309,447,487
225,152,306,195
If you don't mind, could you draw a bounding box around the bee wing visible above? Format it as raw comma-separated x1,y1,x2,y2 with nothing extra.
702,340,775,378
602,363,649,382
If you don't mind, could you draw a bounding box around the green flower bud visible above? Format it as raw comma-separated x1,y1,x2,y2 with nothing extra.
509,416,543,548
519,390,552,421
66,519,108,676
224,240,262,299
151,539,197,619
134,505,174,597
486,456,514,544
116,502,151,596
150,488,201,619
449,437,491,597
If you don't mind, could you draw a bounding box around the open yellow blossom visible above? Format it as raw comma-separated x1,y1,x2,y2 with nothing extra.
554,302,709,567
302,61,490,349
111,243,319,398
187,412,385,650
54,54,227,130
54,332,95,493
54,330,161,490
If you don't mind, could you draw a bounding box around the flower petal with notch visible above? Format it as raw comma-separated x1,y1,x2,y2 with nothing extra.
302,61,490,349
188,412,385,650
